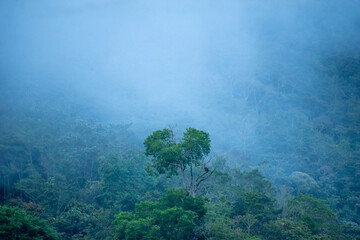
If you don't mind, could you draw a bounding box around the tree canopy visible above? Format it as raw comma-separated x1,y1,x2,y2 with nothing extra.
0,206,59,240
144,128,212,197
113,189,206,240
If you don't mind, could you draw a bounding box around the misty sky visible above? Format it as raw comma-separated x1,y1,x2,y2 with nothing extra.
1,0,360,163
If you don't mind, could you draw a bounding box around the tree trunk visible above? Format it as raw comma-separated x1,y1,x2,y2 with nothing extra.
180,166,186,189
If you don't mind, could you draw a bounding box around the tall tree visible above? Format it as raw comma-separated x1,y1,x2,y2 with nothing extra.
144,128,213,197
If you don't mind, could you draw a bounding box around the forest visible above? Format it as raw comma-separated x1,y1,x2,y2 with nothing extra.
1,0,360,239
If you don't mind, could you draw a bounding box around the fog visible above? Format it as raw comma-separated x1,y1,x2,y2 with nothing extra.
1,0,360,174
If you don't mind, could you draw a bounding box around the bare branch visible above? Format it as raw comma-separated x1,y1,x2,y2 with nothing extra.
167,162,181,168
196,169,214,188
195,170,211,183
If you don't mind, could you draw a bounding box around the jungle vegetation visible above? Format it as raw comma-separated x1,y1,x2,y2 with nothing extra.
1,1,360,239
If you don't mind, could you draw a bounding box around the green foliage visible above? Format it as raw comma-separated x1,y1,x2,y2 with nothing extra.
0,113,158,238
207,216,243,240
144,128,212,196
124,218,159,240
156,207,197,240
114,189,206,240
283,194,341,238
159,189,207,221
182,128,211,163
96,153,154,211
261,194,344,240
0,205,59,240
206,214,262,240
289,171,319,194
232,190,276,222
53,202,114,240
201,160,279,239
264,219,313,240
144,127,210,175
144,129,181,176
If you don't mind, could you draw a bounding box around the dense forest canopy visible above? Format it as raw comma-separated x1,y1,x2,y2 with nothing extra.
1,0,360,239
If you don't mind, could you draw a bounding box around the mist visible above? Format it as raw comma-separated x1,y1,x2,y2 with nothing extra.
1,0,360,171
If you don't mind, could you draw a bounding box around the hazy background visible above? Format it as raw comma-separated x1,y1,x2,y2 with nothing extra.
1,0,360,174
